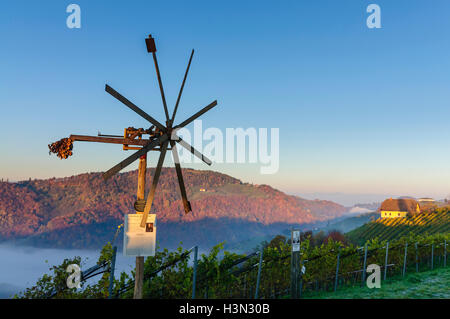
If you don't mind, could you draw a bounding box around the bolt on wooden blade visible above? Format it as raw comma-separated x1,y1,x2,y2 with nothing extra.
103,134,168,180
105,84,166,132
140,141,169,228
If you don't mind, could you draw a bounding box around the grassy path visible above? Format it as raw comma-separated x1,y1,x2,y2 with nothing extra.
303,266,450,299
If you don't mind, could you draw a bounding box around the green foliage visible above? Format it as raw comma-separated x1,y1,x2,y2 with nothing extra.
14,256,83,299
141,243,193,299
15,242,116,299
17,231,450,299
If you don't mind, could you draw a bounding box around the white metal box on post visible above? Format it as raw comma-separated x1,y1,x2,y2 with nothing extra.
123,214,156,256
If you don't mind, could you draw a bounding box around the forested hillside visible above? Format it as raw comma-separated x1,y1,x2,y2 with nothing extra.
0,169,347,249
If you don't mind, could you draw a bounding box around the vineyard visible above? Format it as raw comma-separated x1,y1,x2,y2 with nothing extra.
347,208,450,245
16,230,450,299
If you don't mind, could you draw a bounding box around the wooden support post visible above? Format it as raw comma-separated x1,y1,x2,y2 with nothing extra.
134,256,145,299
134,155,147,299
361,244,368,286
402,242,408,278
384,242,389,281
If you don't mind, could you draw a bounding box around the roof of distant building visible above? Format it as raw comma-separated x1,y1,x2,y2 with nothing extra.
380,198,420,213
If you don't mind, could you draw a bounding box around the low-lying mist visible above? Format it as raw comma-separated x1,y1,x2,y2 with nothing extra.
0,242,217,299
0,243,136,298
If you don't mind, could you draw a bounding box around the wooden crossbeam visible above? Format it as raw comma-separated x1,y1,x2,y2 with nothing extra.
70,134,150,146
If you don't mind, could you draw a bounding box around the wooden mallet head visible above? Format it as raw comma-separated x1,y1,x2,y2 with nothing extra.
145,34,157,53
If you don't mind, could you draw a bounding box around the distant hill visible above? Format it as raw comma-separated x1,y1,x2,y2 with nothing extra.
0,169,346,249
347,209,450,245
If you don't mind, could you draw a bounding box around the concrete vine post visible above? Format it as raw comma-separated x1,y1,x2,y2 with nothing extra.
192,246,198,299
361,244,368,286
334,249,341,292
290,230,301,299
431,244,434,270
384,241,389,281
402,242,408,278
254,246,264,299
445,240,447,267
415,242,419,273
298,259,305,298
108,246,117,299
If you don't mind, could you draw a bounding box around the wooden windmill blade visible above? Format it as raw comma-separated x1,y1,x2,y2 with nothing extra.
171,134,212,165
173,100,218,130
146,34,170,121
171,49,195,122
140,140,169,227
169,140,192,214
105,84,166,131
102,134,168,180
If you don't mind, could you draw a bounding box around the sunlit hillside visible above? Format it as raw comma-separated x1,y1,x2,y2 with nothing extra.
347,208,450,245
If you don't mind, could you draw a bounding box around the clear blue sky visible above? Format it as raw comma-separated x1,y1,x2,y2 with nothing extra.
1,0,450,202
